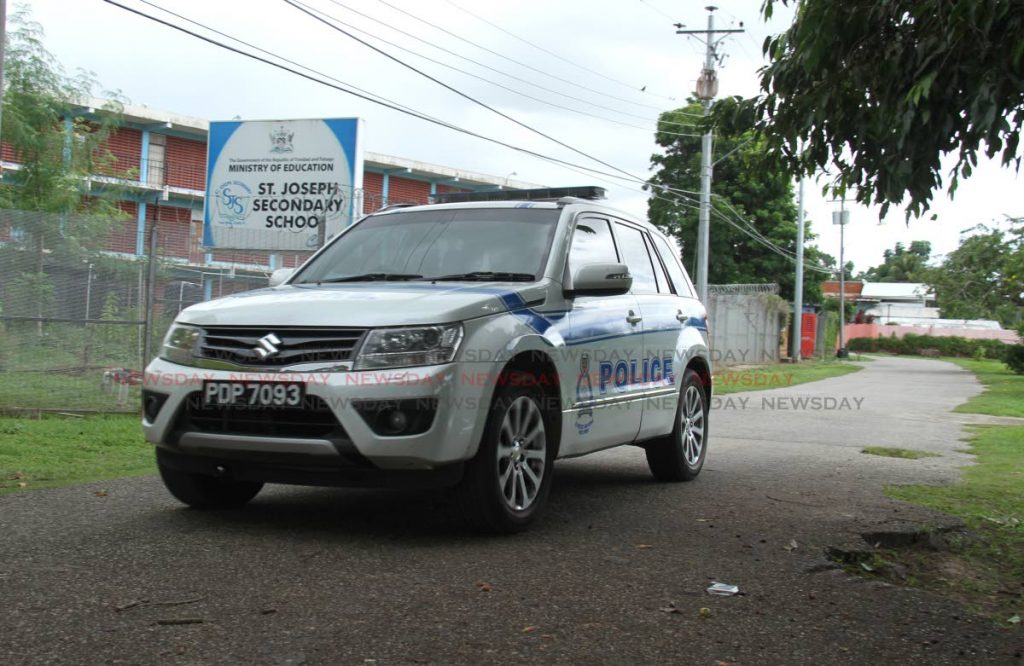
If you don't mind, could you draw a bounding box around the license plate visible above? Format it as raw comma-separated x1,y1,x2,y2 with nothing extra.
202,381,305,408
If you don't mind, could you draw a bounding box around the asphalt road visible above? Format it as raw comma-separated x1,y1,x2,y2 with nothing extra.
2,356,1021,664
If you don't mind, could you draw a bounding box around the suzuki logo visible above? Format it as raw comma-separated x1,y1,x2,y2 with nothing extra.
254,333,282,359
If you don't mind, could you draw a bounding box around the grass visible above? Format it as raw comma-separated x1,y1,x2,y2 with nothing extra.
862,446,941,460
879,358,1024,624
714,359,862,395
947,358,1024,418
0,370,141,412
0,414,152,495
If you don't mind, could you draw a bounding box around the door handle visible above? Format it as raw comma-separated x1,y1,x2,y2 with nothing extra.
626,310,642,325
676,310,687,324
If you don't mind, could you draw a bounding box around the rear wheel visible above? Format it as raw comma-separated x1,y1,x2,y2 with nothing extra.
456,382,554,533
645,368,708,482
157,450,263,509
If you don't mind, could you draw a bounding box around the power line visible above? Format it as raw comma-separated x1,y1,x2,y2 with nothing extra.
371,0,689,115
109,0,817,277
651,186,831,273
637,0,677,23
310,0,699,135
133,0,430,122
443,0,677,102
285,0,652,187
102,0,658,188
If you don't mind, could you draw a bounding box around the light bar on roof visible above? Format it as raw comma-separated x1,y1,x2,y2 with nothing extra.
433,186,606,203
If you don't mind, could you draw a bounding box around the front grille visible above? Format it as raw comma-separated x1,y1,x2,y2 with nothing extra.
180,393,345,439
197,327,366,367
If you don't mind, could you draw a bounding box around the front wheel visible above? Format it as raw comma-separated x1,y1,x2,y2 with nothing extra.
157,451,263,509
645,368,708,482
456,382,555,533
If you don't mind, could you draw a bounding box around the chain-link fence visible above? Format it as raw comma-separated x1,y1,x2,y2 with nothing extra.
1,206,791,410
0,208,287,413
0,183,453,413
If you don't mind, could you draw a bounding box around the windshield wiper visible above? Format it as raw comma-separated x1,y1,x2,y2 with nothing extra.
425,271,537,283
314,273,423,283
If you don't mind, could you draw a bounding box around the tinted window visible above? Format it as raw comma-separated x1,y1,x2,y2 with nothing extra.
614,223,657,294
652,235,694,297
294,208,560,283
644,233,673,294
568,217,618,277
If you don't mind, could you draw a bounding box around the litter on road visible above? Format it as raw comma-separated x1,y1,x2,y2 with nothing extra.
706,582,740,596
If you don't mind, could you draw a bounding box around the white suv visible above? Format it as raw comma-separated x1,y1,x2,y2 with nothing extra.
142,188,712,532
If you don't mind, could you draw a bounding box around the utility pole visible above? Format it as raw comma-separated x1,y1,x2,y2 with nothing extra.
676,6,743,304
832,200,851,359
791,177,805,362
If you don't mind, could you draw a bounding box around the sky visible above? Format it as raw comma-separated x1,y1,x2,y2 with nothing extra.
21,0,1024,275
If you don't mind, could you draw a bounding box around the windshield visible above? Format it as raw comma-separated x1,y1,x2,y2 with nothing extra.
293,207,561,283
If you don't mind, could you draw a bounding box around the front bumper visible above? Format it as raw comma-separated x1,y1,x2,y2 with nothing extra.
142,358,495,472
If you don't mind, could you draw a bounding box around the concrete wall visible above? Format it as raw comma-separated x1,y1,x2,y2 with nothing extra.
845,323,1020,345
706,289,785,366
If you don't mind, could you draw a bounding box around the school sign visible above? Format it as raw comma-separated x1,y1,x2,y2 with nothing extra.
203,118,363,251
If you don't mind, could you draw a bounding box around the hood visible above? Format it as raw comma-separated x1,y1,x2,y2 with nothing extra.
177,282,550,327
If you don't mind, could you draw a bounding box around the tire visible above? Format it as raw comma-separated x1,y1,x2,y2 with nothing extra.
456,380,555,533
645,367,709,482
157,451,263,509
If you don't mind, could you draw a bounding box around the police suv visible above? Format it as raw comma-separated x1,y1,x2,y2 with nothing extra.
143,187,712,532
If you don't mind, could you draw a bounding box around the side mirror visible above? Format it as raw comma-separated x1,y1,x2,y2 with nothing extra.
567,262,632,297
268,267,295,287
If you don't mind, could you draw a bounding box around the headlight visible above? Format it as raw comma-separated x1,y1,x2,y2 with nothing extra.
354,324,463,370
160,323,201,366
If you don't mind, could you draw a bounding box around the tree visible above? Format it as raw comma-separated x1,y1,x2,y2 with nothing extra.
925,222,1023,327
743,0,1024,218
0,8,127,263
862,241,931,282
647,98,833,302
0,6,127,326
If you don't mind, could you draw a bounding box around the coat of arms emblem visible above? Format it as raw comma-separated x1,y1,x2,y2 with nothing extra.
269,125,294,153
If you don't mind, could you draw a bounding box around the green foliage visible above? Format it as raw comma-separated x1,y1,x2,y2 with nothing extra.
6,271,55,317
861,241,932,282
821,296,855,321
924,223,1024,327
646,98,832,302
1005,345,1024,374
751,1,1024,218
0,5,129,263
848,334,1011,360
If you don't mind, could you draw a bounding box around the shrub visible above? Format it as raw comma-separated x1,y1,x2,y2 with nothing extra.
1006,345,1024,374
847,334,1010,360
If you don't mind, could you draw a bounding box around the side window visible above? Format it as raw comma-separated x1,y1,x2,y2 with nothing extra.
613,223,658,294
568,217,618,277
643,233,673,294
653,235,695,297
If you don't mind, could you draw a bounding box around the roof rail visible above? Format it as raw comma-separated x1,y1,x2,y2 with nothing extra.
433,186,606,204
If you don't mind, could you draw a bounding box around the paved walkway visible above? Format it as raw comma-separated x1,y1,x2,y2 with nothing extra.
1,356,1020,664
